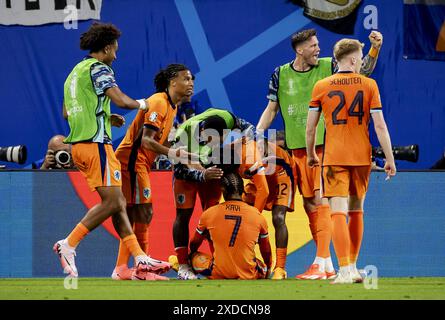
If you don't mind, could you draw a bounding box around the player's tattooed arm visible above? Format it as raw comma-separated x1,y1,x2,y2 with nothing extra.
360,54,377,77
332,31,382,77
334,52,377,77
361,31,383,77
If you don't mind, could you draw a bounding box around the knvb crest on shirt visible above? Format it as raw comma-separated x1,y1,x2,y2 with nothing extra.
177,194,186,205
143,188,151,199
114,170,121,182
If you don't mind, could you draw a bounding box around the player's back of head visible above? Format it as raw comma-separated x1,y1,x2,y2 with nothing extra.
333,38,364,62
221,172,244,200
200,115,227,137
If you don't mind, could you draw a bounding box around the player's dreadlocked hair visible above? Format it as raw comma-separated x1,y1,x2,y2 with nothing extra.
154,63,191,93
80,22,121,53
221,172,245,198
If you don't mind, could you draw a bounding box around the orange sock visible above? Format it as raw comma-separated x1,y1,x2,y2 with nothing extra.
307,210,318,244
122,234,145,258
115,240,131,267
175,247,189,265
331,213,350,267
67,223,89,248
348,210,364,264
134,223,149,254
275,248,287,269
315,205,332,258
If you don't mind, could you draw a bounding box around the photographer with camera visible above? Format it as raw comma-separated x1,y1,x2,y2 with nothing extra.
40,135,75,169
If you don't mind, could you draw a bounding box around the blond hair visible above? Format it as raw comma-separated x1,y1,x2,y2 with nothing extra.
333,39,364,62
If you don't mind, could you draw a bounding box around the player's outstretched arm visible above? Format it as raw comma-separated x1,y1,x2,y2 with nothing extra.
142,128,199,164
110,114,125,127
306,110,321,167
141,127,173,155
257,100,279,131
360,31,383,77
259,237,272,269
252,173,269,213
105,86,147,110
190,230,206,255
372,112,396,179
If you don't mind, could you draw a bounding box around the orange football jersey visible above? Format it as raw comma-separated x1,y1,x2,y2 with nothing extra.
309,71,382,165
196,200,269,280
116,92,177,172
236,139,295,212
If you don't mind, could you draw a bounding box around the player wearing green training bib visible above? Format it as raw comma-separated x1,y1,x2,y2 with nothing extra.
169,108,254,280
257,28,383,280
54,22,158,281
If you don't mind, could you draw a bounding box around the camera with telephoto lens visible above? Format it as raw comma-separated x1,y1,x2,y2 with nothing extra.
55,150,71,167
0,145,27,164
372,144,419,162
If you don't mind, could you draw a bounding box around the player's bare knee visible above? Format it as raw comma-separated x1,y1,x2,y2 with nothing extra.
106,196,126,215
272,212,286,227
176,209,193,223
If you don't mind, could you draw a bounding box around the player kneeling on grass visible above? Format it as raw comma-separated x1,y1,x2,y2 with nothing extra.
185,172,273,280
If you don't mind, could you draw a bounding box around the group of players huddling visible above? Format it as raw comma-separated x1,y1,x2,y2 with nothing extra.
54,22,396,284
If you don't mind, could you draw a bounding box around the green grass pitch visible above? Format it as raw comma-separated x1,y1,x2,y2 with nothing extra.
1,278,444,300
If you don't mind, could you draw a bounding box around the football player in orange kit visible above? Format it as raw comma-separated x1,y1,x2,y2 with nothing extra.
306,38,396,284
257,29,383,280
112,64,195,280
237,137,296,279
189,172,272,279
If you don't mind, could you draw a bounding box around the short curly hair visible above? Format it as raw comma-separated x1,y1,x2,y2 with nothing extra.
80,22,121,53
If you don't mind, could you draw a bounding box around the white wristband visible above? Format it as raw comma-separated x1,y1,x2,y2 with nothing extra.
137,99,147,111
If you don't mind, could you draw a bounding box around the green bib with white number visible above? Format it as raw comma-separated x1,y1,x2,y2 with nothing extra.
64,58,112,144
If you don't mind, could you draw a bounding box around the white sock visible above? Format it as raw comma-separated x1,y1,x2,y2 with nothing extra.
62,238,76,251
325,256,335,273
134,255,148,265
349,262,358,273
339,265,350,277
179,264,190,271
313,257,325,272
